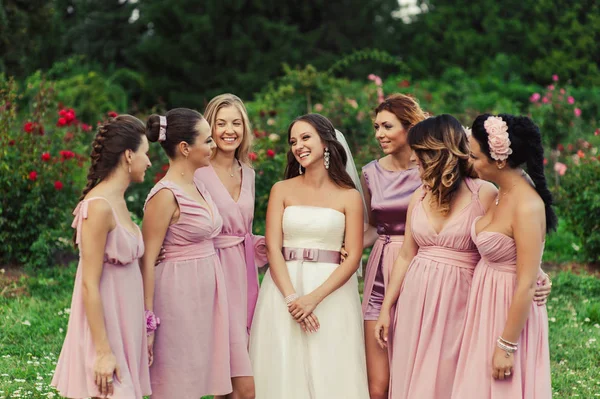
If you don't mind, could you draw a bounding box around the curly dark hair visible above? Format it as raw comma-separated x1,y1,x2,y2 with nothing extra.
471,113,558,232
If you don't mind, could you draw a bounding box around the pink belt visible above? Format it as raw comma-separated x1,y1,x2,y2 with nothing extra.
213,233,267,331
416,246,480,269
162,240,216,262
282,247,341,296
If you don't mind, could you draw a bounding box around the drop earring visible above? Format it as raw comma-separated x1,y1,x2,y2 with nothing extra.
299,164,303,175
324,147,330,170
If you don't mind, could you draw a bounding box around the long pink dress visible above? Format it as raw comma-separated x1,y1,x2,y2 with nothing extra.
52,197,151,399
145,180,232,398
389,178,483,398
451,218,551,398
194,164,267,378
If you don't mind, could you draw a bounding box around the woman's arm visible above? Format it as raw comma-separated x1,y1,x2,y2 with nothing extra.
264,182,297,299
360,174,378,248
374,190,420,347
140,189,178,314
80,200,121,396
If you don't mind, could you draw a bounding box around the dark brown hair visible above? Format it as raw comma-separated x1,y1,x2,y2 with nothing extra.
74,114,146,244
471,113,557,232
284,113,355,190
146,108,205,158
409,114,477,215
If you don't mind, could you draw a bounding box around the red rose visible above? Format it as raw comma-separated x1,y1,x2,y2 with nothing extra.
29,171,38,181
81,123,92,132
57,117,67,127
161,164,169,172
59,109,67,117
249,152,258,161
8,140,15,146
577,150,585,158
24,122,34,133
108,111,118,118
266,149,275,158
543,158,548,165
41,152,51,161
557,144,564,151
54,181,64,190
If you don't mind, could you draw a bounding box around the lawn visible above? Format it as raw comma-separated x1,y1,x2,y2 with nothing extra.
1,264,599,398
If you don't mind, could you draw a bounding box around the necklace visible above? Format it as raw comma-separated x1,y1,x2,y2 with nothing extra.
495,183,517,206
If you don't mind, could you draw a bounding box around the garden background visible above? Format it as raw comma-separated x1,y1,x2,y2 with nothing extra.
1,0,599,397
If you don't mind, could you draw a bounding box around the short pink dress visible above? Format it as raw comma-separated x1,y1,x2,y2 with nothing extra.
451,218,551,398
195,164,267,378
52,197,151,399
389,178,483,398
145,180,232,398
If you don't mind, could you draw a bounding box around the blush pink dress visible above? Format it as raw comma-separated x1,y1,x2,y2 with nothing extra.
389,178,483,398
145,180,232,398
194,164,267,378
451,218,551,398
52,197,151,399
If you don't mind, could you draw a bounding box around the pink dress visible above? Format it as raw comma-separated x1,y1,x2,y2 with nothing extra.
52,197,151,399
195,164,267,378
145,180,232,398
389,178,483,398
451,218,551,398
361,160,421,321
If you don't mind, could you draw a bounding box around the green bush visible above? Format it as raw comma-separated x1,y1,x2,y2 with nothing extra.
555,159,600,263
0,76,100,268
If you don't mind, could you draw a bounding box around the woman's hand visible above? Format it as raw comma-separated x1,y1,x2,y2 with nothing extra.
147,332,155,366
288,293,320,322
94,351,121,397
299,313,320,333
154,246,166,266
340,246,348,263
492,346,514,380
534,272,552,305
374,312,391,349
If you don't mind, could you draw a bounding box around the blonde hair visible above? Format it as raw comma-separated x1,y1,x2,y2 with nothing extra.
408,114,476,215
204,93,253,165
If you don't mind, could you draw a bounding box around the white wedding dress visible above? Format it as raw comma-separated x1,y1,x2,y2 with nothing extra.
249,205,369,399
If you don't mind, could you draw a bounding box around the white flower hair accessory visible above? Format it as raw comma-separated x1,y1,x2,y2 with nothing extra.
462,125,472,137
483,116,512,161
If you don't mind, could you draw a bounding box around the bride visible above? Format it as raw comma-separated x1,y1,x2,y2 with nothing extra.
249,113,369,398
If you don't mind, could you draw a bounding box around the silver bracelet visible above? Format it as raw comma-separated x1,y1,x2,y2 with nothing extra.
496,339,517,353
284,293,298,305
499,336,518,347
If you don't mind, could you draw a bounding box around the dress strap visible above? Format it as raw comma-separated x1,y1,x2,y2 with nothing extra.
465,178,483,200
71,197,115,245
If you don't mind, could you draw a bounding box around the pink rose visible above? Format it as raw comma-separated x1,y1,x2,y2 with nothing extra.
567,96,575,104
529,93,541,102
253,235,268,268
314,103,324,112
484,116,512,161
554,162,567,176
542,97,549,104
552,74,559,82
548,85,555,91
574,108,582,117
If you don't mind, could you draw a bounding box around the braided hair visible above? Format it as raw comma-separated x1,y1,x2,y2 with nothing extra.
74,115,145,244
471,114,558,232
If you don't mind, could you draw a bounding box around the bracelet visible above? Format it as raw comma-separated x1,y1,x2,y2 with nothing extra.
499,336,518,347
284,293,298,305
145,310,160,334
496,339,517,355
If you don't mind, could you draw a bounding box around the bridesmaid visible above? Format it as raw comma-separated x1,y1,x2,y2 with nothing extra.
52,115,152,398
141,108,232,398
196,93,267,399
374,114,495,398
452,114,554,398
360,93,426,399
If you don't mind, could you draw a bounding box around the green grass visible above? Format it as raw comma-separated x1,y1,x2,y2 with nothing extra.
1,264,599,398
